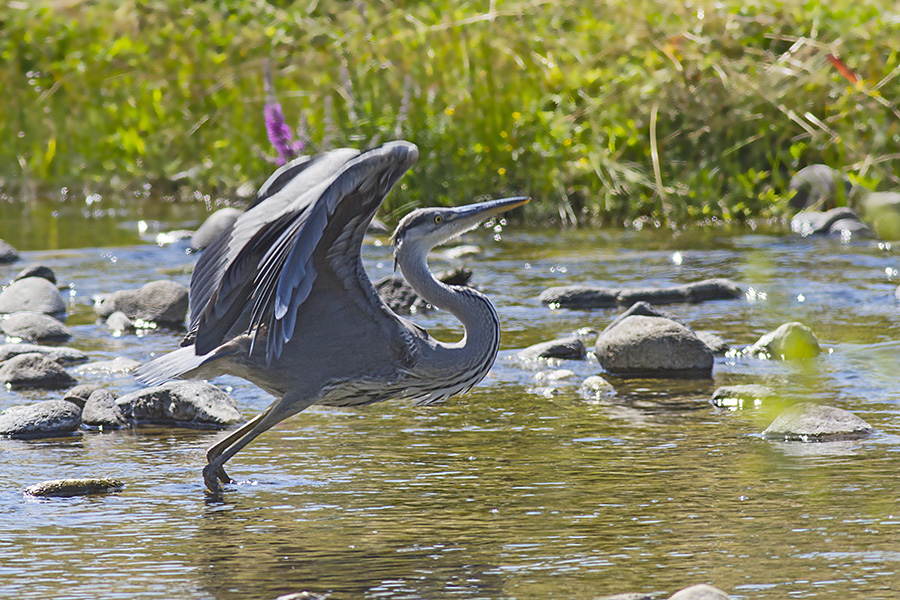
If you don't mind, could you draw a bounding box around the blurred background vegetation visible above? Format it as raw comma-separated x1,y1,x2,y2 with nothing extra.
2,0,899,226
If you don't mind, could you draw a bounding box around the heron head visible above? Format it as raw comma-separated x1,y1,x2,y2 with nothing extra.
391,196,529,256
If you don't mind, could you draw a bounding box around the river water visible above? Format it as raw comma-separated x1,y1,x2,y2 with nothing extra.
0,201,899,599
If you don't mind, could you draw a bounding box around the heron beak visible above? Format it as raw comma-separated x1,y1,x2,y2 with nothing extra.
448,196,530,229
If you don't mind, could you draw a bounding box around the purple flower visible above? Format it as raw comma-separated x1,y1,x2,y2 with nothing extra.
263,60,304,165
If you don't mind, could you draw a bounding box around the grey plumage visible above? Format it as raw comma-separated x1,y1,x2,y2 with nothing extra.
134,140,528,495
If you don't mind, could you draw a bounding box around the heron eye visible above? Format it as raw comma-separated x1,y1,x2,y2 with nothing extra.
434,215,443,224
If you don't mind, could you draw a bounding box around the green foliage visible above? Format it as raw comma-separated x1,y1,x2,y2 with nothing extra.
1,0,899,226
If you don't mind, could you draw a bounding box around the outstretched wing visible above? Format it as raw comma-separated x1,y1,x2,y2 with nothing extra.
189,141,419,365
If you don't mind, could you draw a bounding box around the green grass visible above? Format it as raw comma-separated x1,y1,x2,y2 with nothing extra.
2,0,899,226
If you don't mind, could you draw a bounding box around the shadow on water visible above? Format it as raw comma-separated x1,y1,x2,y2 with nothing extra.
0,199,899,599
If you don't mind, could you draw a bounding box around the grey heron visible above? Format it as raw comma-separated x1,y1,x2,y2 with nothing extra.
134,141,528,495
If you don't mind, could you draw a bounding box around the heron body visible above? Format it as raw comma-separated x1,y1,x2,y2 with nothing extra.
134,141,528,494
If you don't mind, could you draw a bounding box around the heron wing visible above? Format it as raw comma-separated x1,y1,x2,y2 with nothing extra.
191,141,418,365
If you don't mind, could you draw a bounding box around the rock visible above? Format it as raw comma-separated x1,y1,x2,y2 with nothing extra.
24,478,124,498
571,327,599,343
790,207,870,238
0,343,88,365
534,369,577,383
696,331,731,355
595,315,713,379
0,353,77,389
116,381,241,429
601,301,682,335
95,280,189,326
62,384,105,409
518,336,586,360
594,594,652,600
82,389,128,429
74,356,141,375
13,263,56,284
667,584,732,600
579,375,616,399
106,311,135,332
747,322,820,360
442,245,481,259
763,402,874,441
0,277,66,316
0,239,18,264
711,384,776,409
0,400,81,439
191,207,242,250
155,229,194,246
375,267,473,314
1,312,72,342
540,285,619,309
789,164,853,211
860,191,900,240
541,279,741,309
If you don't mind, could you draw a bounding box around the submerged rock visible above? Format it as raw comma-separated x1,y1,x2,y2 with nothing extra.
747,322,820,360
0,277,66,316
191,207,242,251
667,584,732,600
116,381,241,428
595,315,713,379
763,402,874,441
711,384,776,409
579,375,616,400
0,353,77,389
1,311,72,342
0,343,88,365
95,280,189,326
13,263,56,284
82,389,128,430
0,400,81,439
0,239,18,264
518,336,586,360
24,478,124,498
540,279,741,309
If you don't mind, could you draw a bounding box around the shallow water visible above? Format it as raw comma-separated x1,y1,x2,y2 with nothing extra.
1,202,899,599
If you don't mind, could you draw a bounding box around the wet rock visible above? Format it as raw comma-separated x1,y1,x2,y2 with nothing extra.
13,263,56,284
697,331,731,355
602,301,683,335
0,277,66,316
106,311,135,332
95,280,189,326
711,384,776,409
860,191,900,240
518,336,586,360
74,356,141,375
579,375,616,399
0,400,81,439
375,267,473,314
571,327,599,343
541,279,741,309
191,207,242,251
116,381,241,429
82,389,128,429
540,285,618,309
0,343,88,365
667,584,732,600
1,312,72,342
442,245,481,259
155,229,194,246
763,402,874,441
534,369,577,384
24,478,124,498
747,322,820,360
62,384,105,409
789,164,853,211
0,239,18,264
595,315,713,379
790,207,871,238
0,353,77,389
593,594,652,600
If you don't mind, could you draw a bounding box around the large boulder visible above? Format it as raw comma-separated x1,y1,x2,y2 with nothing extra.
95,280,189,326
0,343,88,365
12,263,56,284
1,311,72,342
763,403,874,441
0,400,81,439
191,207,243,251
116,381,241,428
82,389,128,430
747,322,820,360
595,315,713,379
62,384,105,409
788,164,853,211
0,277,66,316
0,239,18,264
0,352,78,389
790,207,873,239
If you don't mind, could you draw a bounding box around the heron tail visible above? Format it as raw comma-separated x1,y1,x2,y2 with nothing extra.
133,345,230,387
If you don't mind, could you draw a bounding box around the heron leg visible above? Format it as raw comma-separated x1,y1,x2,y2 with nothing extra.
206,409,271,484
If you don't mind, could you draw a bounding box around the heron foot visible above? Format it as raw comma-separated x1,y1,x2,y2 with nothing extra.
203,463,230,496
